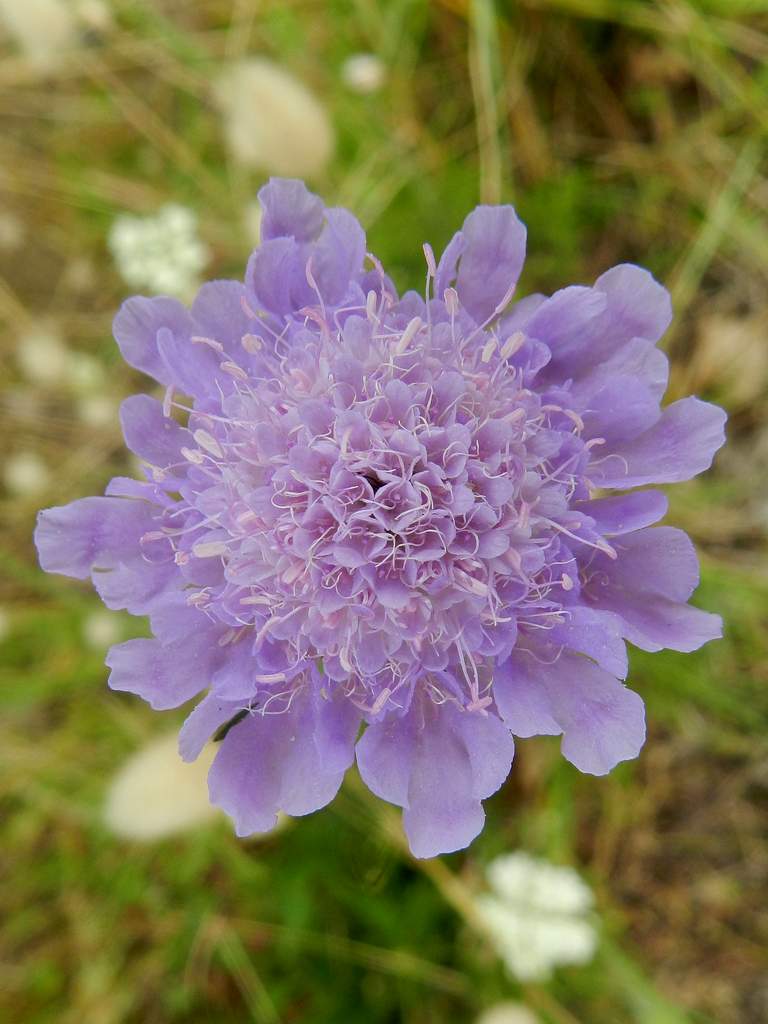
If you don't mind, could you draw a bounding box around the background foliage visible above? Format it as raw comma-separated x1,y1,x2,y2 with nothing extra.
1,1,767,1022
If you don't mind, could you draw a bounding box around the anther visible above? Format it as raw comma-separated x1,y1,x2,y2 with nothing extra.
192,540,228,558
181,446,205,465
481,338,497,363
370,688,392,715
500,331,525,360
394,316,423,355
191,335,224,353
444,288,459,316
242,334,262,354
220,360,249,380
193,430,224,458
422,242,437,277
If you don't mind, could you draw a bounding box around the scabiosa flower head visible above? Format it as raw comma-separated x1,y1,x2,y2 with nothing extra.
35,179,726,857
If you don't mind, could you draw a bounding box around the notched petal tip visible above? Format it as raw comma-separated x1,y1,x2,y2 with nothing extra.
436,204,527,324
595,262,673,344
34,505,90,580
591,396,727,488
208,692,348,838
494,650,647,777
35,496,151,581
112,294,191,384
357,701,514,858
258,177,325,243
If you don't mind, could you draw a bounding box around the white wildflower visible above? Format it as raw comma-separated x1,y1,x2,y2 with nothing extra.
16,324,69,386
108,204,209,300
104,733,220,841
0,0,112,72
341,53,386,94
213,58,334,178
476,1004,539,1024
487,852,594,914
4,451,50,496
477,852,597,981
104,732,290,842
0,0,78,71
82,609,121,650
74,0,111,33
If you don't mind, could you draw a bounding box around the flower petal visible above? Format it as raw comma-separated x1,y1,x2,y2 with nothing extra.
525,286,606,350
191,279,253,356
92,557,175,616
437,205,527,324
581,376,660,446
208,691,347,835
246,236,303,315
594,527,701,601
113,295,192,384
312,685,361,773
357,701,514,858
179,692,245,762
355,712,416,807
569,337,669,405
574,491,668,535
540,265,671,382
580,527,723,652
106,631,221,710
494,650,645,775
589,397,726,488
120,394,190,467
36,496,179,617
547,606,628,679
311,208,367,305
599,594,722,653
35,496,154,580
402,719,486,858
594,263,672,345
156,325,225,400
259,178,325,242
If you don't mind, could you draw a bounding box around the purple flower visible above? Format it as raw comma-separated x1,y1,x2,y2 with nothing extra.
35,179,726,857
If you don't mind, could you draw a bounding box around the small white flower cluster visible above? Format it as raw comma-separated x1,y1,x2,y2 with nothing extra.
108,204,208,300
477,852,597,982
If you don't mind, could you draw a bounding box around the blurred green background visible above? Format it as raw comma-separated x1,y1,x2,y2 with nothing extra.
1,1,767,1022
